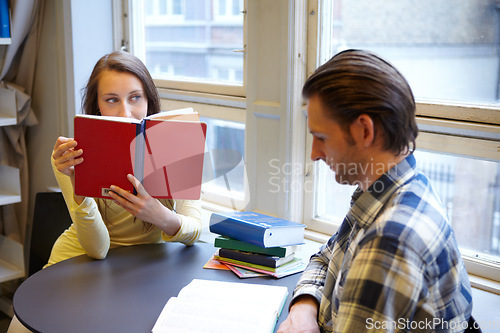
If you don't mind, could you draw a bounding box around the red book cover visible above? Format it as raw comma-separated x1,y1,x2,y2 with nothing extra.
74,109,206,200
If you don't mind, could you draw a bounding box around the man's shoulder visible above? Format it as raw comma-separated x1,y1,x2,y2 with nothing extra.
362,173,454,259
388,171,447,221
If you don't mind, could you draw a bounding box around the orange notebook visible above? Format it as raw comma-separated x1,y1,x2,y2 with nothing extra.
74,108,207,199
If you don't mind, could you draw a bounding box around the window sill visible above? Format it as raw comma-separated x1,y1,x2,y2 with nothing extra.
304,229,331,244
157,87,246,109
469,274,500,295
470,286,500,330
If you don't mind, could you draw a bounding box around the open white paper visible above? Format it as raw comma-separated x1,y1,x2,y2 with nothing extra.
152,279,289,333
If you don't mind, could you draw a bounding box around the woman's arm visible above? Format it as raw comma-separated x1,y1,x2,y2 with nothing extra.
51,138,111,259
163,199,202,246
107,174,202,245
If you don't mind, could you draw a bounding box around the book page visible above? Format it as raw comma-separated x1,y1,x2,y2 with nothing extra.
140,120,206,198
147,107,199,122
152,279,288,333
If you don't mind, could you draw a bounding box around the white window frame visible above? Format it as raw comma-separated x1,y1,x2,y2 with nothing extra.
118,0,500,287
122,0,246,98
154,95,249,212
303,0,500,286
114,0,249,212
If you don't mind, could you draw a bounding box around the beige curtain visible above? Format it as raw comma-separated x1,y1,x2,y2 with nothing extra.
0,0,45,243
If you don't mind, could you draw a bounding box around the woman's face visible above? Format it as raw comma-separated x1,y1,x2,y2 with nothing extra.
97,70,148,120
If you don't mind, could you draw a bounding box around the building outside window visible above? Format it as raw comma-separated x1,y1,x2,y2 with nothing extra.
130,0,246,207
142,0,244,86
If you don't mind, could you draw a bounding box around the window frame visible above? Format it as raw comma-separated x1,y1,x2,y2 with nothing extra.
119,0,500,285
123,0,246,98
154,94,249,210
119,0,249,210
302,0,500,285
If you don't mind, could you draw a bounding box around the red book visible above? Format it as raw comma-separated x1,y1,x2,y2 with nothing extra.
74,108,207,199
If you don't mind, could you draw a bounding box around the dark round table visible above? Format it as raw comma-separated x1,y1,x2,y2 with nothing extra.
13,242,300,333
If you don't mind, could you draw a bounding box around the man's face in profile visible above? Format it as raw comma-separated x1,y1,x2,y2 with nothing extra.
307,94,365,186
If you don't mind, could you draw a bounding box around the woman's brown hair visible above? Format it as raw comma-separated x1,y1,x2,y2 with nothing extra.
82,50,161,117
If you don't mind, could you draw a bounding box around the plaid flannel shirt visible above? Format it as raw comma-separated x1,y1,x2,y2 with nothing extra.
293,154,473,333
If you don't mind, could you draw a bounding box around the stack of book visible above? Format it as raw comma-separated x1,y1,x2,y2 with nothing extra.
209,211,307,278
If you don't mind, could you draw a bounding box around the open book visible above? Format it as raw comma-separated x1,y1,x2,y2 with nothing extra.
152,279,289,333
74,108,207,199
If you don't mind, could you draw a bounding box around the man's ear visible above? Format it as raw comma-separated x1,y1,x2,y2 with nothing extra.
350,114,375,148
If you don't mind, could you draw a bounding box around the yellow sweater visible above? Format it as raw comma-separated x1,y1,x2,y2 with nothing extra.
46,156,202,267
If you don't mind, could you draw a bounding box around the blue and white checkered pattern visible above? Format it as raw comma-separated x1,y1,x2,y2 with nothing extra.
293,154,473,333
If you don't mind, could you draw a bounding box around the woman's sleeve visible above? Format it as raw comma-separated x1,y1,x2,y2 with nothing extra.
51,155,111,259
162,199,202,246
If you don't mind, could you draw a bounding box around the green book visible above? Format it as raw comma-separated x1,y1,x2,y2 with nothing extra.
214,236,297,258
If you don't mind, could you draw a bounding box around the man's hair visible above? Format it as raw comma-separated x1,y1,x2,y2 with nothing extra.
82,51,160,117
303,49,418,155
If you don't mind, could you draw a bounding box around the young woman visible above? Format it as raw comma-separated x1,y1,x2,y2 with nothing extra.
8,50,202,333
47,50,202,266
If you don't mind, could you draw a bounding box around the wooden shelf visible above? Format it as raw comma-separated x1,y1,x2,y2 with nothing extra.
0,165,20,206
0,235,24,283
0,6,23,317
0,117,16,126
0,87,16,127
0,114,16,127
0,191,20,206
0,258,24,282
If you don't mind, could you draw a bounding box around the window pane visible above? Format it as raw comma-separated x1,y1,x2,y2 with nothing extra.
172,0,183,15
232,0,241,16
219,0,227,16
145,1,154,16
159,0,167,15
315,162,356,222
320,0,500,106
141,0,244,85
314,151,500,263
414,150,500,261
201,117,246,196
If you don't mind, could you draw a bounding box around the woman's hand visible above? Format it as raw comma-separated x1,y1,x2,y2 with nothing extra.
52,137,83,179
52,137,86,204
108,174,182,236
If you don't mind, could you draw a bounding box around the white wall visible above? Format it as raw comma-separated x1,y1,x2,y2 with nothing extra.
68,0,114,133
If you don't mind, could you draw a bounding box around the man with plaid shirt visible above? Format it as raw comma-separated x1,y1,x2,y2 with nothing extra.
278,50,473,333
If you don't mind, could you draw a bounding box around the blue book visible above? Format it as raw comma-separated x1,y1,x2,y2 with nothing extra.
0,0,10,38
209,211,306,248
